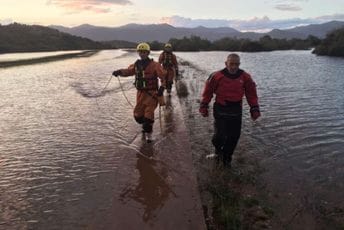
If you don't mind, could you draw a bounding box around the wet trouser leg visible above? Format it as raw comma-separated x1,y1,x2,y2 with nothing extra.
223,116,242,166
134,91,158,133
142,118,154,133
212,115,242,166
134,116,145,124
212,118,226,165
166,68,175,93
166,81,173,93
134,116,153,132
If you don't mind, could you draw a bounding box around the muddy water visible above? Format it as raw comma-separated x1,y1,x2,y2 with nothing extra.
1,50,207,230
176,50,344,229
1,49,343,229
0,51,83,62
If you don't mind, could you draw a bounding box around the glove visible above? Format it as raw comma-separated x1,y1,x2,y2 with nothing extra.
199,103,209,117
112,70,121,77
157,86,165,97
250,106,261,121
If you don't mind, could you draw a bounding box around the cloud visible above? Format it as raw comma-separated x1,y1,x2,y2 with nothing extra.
0,18,14,25
161,16,230,28
47,0,132,13
275,4,302,11
160,14,344,32
316,13,344,21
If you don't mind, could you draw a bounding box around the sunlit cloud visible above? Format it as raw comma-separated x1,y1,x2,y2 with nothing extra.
0,18,14,25
275,4,302,11
46,0,132,13
161,16,230,28
160,14,344,32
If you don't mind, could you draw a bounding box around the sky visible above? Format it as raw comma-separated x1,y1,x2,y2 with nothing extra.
1,0,344,31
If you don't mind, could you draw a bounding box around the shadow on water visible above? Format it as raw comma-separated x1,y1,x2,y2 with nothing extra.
119,143,172,223
117,96,183,225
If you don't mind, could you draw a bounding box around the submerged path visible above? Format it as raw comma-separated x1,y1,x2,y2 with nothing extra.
0,50,99,67
97,93,207,230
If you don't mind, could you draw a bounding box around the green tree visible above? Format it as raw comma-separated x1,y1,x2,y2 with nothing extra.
313,28,344,57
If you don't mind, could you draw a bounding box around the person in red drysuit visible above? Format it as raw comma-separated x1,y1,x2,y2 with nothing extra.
199,53,261,167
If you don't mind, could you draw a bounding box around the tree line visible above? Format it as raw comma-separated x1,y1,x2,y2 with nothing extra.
149,27,344,57
0,23,107,53
149,35,322,52
312,27,344,57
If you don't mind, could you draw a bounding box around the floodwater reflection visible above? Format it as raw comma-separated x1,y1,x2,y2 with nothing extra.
119,143,172,223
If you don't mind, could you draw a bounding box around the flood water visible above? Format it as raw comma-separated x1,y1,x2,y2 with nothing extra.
0,51,83,62
176,50,344,229
0,49,343,229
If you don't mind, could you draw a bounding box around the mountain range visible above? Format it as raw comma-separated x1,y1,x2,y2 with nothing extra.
50,21,344,42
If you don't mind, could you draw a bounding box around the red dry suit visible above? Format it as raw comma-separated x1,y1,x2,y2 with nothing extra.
200,68,260,166
201,68,258,108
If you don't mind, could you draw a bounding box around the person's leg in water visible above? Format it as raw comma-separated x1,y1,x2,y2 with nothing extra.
166,68,175,95
134,91,156,142
134,99,145,132
143,93,158,143
222,116,242,167
212,117,227,166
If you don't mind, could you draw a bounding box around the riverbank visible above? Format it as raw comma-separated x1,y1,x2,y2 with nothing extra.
0,50,100,68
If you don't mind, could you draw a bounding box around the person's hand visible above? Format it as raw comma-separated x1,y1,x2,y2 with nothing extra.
199,103,209,117
157,86,165,96
250,106,261,121
112,70,121,77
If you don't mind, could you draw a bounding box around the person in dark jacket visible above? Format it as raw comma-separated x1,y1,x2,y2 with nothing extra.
199,53,261,167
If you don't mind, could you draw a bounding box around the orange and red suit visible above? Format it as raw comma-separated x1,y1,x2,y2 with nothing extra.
119,58,166,133
158,51,178,93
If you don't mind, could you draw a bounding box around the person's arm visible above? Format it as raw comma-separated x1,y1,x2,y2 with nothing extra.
158,53,164,65
155,62,167,89
201,72,217,105
244,73,260,120
172,54,179,75
199,73,217,117
117,64,136,77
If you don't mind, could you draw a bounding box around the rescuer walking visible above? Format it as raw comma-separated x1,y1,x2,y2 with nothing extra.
112,42,166,142
199,53,261,167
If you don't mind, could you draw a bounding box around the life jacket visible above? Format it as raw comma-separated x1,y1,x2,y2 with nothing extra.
162,52,174,68
134,59,158,90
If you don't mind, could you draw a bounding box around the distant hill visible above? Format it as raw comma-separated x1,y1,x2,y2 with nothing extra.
50,21,344,42
50,23,241,42
0,23,108,53
284,21,344,39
